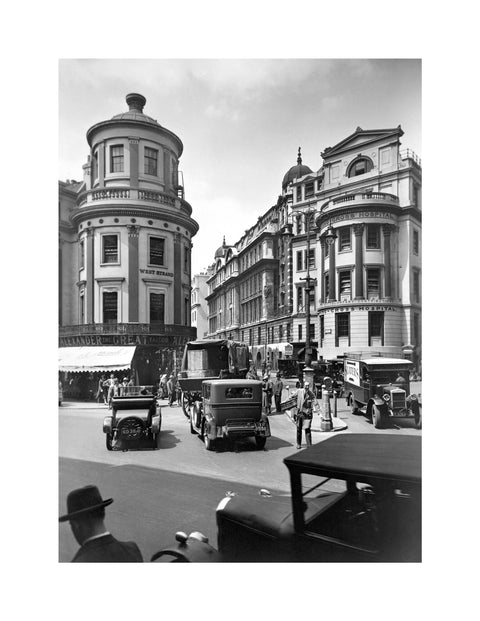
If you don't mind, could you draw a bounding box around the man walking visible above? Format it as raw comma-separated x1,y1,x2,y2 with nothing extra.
262,375,273,415
295,380,316,449
272,372,284,413
59,485,143,562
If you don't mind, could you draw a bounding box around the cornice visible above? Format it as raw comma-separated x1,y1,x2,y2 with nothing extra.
70,204,199,235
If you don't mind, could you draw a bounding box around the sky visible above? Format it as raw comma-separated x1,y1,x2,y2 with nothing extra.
59,59,421,275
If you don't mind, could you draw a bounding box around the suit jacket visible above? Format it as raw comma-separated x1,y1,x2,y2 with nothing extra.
72,534,143,563
296,388,315,414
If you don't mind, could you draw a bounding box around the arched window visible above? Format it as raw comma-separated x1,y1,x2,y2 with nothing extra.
347,157,373,178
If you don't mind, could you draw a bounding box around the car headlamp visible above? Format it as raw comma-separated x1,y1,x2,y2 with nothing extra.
383,394,390,402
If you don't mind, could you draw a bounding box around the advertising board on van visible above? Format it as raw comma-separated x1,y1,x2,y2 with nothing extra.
345,360,360,387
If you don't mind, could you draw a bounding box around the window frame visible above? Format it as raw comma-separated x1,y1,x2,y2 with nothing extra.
110,144,124,173
149,291,165,323
338,226,352,252
335,312,350,346
366,267,381,299
368,311,384,345
413,229,419,255
366,224,381,250
339,269,352,300
144,146,159,176
102,290,118,324
148,236,166,267
101,234,120,265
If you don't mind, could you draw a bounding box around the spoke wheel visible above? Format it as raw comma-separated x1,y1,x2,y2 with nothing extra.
372,405,383,429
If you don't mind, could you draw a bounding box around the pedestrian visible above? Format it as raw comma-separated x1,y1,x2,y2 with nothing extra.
120,377,129,396
108,377,120,408
103,373,114,405
246,365,257,380
96,375,106,404
272,372,284,413
128,376,135,387
159,371,168,398
59,485,143,563
167,375,176,406
395,373,406,384
262,374,273,415
295,380,316,449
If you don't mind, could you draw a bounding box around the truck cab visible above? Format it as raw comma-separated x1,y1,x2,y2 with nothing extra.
344,357,421,429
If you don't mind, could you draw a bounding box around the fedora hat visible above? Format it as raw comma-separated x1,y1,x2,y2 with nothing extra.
59,485,113,522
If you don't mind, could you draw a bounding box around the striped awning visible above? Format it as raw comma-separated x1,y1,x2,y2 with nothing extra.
58,346,136,372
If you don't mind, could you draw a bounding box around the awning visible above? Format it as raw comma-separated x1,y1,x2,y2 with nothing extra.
58,346,137,373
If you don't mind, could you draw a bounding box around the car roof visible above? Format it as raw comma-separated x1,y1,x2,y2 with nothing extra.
284,434,421,484
348,357,413,366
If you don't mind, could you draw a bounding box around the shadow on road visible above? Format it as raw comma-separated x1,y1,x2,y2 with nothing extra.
195,434,294,453
157,429,181,450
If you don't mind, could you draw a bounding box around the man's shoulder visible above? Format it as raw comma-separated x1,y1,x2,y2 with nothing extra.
73,536,143,563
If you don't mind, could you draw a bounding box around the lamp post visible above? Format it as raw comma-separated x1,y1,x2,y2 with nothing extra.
300,203,317,377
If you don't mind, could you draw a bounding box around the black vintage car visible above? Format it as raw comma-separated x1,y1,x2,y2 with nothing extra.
103,392,162,451
152,434,421,562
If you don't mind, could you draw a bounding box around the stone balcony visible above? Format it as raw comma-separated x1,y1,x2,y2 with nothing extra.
76,186,191,216
320,191,400,214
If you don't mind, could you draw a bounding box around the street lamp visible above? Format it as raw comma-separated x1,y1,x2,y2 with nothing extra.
300,203,317,370
324,222,337,246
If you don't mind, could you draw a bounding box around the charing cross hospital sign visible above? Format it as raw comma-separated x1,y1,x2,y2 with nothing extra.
328,210,395,225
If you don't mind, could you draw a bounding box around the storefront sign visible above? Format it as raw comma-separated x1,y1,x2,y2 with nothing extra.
320,303,396,314
59,334,189,347
139,269,174,277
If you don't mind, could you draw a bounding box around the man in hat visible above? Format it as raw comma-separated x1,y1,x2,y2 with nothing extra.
295,381,316,449
261,375,273,415
272,372,284,413
59,485,143,562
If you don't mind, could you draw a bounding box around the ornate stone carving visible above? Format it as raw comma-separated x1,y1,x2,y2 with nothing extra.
353,223,364,236
127,225,139,238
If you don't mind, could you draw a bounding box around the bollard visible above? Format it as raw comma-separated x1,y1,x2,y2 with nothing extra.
320,378,333,432
333,392,337,418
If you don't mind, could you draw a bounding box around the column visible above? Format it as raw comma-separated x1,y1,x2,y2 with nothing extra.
97,143,105,188
353,224,364,299
328,237,336,301
383,224,393,298
85,228,94,323
129,137,139,187
320,237,326,303
128,226,139,321
174,233,182,322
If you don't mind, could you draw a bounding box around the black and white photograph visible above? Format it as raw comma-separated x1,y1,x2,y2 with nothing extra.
4,1,478,619
58,58,423,566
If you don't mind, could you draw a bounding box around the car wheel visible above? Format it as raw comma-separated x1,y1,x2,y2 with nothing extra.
372,405,383,429
414,407,422,430
203,422,214,451
153,431,161,448
181,393,190,418
350,395,358,415
106,433,113,451
255,436,267,450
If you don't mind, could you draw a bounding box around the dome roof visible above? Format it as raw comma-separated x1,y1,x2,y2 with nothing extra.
214,236,227,259
111,93,160,126
282,147,313,189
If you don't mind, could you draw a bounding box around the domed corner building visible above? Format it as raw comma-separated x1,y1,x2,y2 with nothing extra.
59,93,199,399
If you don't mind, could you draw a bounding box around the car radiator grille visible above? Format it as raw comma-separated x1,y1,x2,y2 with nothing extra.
391,390,406,409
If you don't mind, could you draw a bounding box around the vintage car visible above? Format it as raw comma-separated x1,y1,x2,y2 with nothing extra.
151,434,421,562
178,339,250,418
103,392,162,451
189,379,270,451
343,357,421,429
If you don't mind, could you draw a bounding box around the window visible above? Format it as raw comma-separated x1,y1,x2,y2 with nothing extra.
339,271,351,299
324,274,329,299
366,224,380,249
335,312,350,339
297,250,304,271
150,292,165,323
279,325,283,340
308,249,315,270
413,271,420,303
184,246,189,273
369,311,384,344
413,313,420,344
367,268,380,298
93,152,98,180
296,215,303,234
185,298,190,326
79,240,85,269
102,235,118,264
339,227,351,251
286,324,290,341
80,292,85,324
296,186,302,202
320,315,324,342
149,237,165,266
103,291,118,324
413,230,419,255
305,182,314,198
348,158,372,177
298,324,303,341
110,145,124,173
144,147,158,176
297,287,303,311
